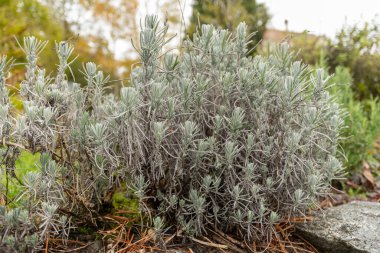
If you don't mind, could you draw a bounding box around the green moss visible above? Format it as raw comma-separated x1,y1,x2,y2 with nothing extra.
112,186,140,218
112,191,139,211
15,151,40,177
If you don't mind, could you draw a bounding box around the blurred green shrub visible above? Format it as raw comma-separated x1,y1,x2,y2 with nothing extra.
283,21,380,101
351,54,380,99
329,67,380,172
326,22,380,99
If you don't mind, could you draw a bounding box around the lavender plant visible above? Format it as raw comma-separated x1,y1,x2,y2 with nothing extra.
129,17,344,241
0,15,344,249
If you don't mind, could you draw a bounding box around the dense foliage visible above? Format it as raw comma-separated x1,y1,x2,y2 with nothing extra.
0,16,343,250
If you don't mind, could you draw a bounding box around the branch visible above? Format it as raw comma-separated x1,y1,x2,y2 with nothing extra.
2,139,26,150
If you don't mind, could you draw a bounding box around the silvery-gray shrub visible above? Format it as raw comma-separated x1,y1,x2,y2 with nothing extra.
128,16,344,241
0,15,344,247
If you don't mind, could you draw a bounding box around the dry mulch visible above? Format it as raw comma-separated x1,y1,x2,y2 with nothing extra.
49,215,319,253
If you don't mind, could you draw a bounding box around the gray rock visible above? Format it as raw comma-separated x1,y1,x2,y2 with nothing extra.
296,201,380,253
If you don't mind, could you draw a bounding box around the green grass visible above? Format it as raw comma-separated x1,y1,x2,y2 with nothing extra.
1,151,40,205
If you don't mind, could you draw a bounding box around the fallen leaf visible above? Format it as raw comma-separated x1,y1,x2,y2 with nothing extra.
363,161,375,188
319,198,332,208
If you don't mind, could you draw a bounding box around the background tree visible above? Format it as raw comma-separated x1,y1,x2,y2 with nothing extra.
44,0,142,82
0,0,65,80
187,0,270,54
0,0,128,93
1,0,187,106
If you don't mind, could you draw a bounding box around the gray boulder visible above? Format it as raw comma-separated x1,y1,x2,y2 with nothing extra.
296,201,380,253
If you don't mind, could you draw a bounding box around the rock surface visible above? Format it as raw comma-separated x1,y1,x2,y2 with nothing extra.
296,201,380,253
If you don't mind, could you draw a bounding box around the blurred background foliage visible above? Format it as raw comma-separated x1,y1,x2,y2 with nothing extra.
1,0,380,198
327,22,380,100
0,0,66,107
